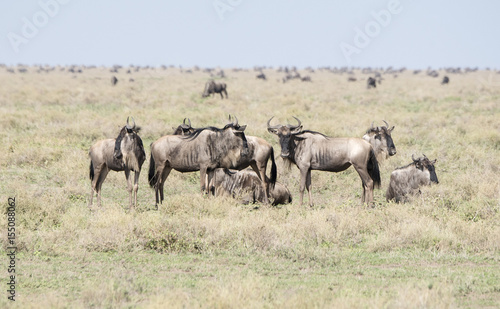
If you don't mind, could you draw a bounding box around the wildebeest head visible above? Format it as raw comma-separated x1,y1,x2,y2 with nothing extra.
267,116,303,158
412,154,439,184
363,120,396,158
114,117,141,161
172,118,195,136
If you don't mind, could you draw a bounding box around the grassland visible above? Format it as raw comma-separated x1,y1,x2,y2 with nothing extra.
0,67,499,308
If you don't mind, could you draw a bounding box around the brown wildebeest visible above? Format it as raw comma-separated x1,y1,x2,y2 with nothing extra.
89,117,146,209
202,80,227,99
386,155,439,203
148,116,248,207
267,117,381,206
210,168,292,206
172,116,278,204
362,121,397,160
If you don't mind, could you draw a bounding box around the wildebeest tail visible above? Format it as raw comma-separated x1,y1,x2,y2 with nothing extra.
148,153,157,188
368,148,381,189
89,161,94,181
269,147,277,188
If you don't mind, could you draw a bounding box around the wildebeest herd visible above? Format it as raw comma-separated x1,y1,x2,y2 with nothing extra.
89,112,439,210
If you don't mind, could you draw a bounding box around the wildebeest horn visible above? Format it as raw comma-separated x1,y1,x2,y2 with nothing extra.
412,154,418,162
233,115,239,126
126,116,133,129
371,122,374,129
267,116,281,129
383,120,389,128
187,118,191,127
287,116,301,129
131,117,136,129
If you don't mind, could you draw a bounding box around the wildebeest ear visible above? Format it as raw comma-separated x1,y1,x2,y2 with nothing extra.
267,127,279,135
291,126,302,134
431,159,437,164
236,125,246,132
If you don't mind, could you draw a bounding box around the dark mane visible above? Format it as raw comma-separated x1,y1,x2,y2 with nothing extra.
114,126,127,159
182,126,224,140
297,130,328,137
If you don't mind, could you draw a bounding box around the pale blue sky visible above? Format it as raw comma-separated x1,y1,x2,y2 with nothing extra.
1,0,499,69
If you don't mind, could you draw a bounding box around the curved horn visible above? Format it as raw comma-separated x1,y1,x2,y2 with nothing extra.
131,117,136,129
233,115,239,126
183,118,187,125
126,116,133,129
371,121,374,129
267,116,281,129
287,116,301,129
187,118,191,127
412,154,418,162
383,120,389,128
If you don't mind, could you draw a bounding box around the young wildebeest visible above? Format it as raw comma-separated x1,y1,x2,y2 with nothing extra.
362,121,397,160
386,155,439,203
211,169,292,206
268,117,381,206
172,116,278,204
148,116,248,207
89,117,146,209
202,80,228,99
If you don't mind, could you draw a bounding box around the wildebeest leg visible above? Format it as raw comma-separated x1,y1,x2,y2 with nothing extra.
220,92,224,99
299,167,311,207
250,162,269,204
306,169,313,206
133,170,141,209
224,89,228,99
353,165,374,204
95,167,109,207
124,169,133,209
200,167,208,195
159,167,172,205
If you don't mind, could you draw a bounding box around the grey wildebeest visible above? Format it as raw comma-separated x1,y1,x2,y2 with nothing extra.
202,80,228,99
267,117,381,206
211,169,291,206
256,73,266,80
172,116,278,204
386,155,439,203
89,117,146,209
367,77,376,89
442,76,450,84
148,116,249,207
362,121,397,160
111,75,118,86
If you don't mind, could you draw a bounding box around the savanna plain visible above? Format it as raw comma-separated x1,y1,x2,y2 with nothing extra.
0,67,499,308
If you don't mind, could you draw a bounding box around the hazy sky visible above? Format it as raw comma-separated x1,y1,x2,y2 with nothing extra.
1,0,499,69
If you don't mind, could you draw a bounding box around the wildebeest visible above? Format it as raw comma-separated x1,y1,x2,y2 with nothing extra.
256,73,266,80
362,121,397,160
111,76,118,86
301,76,312,82
267,117,381,206
202,80,228,99
172,117,278,204
148,116,248,206
210,169,291,206
386,155,439,203
367,77,376,89
347,77,357,82
89,117,146,209
441,76,449,84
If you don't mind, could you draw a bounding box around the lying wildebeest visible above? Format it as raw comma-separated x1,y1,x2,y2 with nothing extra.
202,80,228,99
441,76,449,84
386,155,439,203
172,118,195,136
362,121,397,160
256,73,266,80
268,117,381,206
89,117,146,209
348,77,357,82
111,76,118,86
211,169,291,206
148,116,248,206
172,116,277,204
301,76,312,82
367,77,376,89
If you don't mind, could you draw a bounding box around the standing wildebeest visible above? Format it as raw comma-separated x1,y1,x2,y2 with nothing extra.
268,117,381,206
362,121,397,160
111,76,118,86
367,77,376,89
256,73,266,80
172,116,278,204
148,116,248,206
89,117,146,209
441,76,450,84
211,169,291,206
386,155,439,203
202,80,228,99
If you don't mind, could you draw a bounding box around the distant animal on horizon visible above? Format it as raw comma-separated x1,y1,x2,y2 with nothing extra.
441,76,449,84
111,76,118,86
202,80,227,99
267,117,381,206
301,76,312,82
256,73,266,80
89,117,146,209
210,169,292,206
386,154,439,203
367,77,376,89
